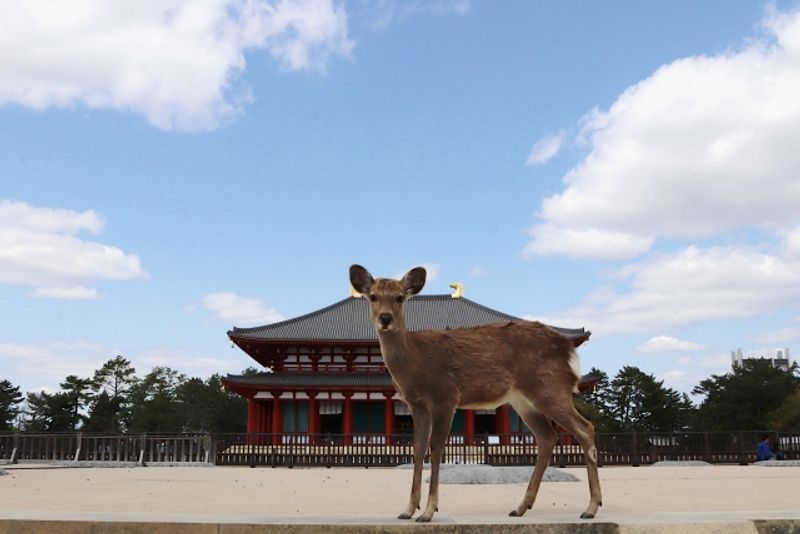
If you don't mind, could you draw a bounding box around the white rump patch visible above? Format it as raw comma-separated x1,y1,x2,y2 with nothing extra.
568,349,581,393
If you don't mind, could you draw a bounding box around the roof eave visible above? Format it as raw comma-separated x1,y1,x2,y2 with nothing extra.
229,334,378,346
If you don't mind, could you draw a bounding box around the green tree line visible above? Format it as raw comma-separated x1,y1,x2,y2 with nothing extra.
577,360,800,432
2,356,799,433
2,356,248,433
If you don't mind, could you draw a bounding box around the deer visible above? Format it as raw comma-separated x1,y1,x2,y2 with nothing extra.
349,264,602,523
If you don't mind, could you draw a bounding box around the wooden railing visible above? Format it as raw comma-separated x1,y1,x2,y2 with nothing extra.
213,430,800,467
1,430,798,467
0,432,210,464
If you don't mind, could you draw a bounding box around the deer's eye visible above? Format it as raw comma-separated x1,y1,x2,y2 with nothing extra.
396,295,404,303
369,295,377,302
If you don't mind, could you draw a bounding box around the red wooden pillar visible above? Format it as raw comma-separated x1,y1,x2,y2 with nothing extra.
253,399,265,445
254,400,262,444
464,409,475,446
308,393,318,444
261,401,271,433
343,392,353,445
271,392,282,445
246,395,256,432
497,404,511,445
383,394,395,446
560,427,572,445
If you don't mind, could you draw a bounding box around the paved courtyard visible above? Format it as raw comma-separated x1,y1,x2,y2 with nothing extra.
1,463,799,532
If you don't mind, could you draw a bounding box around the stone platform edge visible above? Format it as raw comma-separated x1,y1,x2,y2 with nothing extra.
1,519,799,534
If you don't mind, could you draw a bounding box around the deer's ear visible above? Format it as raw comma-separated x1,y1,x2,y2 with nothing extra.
349,264,374,294
401,267,426,295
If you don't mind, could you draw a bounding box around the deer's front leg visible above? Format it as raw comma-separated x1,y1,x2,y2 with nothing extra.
416,404,456,523
399,407,431,520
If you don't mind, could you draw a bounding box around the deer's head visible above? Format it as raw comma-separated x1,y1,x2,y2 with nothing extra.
349,265,426,332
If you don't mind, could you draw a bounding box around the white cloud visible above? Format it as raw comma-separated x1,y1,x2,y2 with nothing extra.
32,286,100,300
659,369,704,393
783,225,800,258
0,339,256,394
419,262,441,282
526,131,566,165
637,335,704,354
0,200,104,234
0,199,148,294
533,244,800,335
0,342,52,360
659,351,736,392
138,347,234,375
358,0,469,30
202,292,285,326
0,0,353,131
660,370,688,382
0,340,108,388
696,351,732,370
469,265,486,277
523,9,800,340
526,8,800,260
752,327,800,345
394,263,441,284
523,224,652,260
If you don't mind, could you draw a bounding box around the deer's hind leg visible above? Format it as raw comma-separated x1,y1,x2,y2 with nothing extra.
508,397,558,517
399,407,431,520
546,396,603,519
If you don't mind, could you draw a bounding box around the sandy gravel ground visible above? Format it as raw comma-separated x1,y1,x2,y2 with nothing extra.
1,464,799,524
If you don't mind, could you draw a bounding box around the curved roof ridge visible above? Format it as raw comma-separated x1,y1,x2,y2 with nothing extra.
228,293,589,342
228,296,356,336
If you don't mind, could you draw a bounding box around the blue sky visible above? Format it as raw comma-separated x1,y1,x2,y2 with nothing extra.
2,0,800,397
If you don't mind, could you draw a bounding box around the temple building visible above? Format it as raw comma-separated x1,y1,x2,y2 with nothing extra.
222,286,592,444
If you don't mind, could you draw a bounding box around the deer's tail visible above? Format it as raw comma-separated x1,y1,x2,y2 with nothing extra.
568,348,581,393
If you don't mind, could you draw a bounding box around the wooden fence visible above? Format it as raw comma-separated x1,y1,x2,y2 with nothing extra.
0,432,210,464
212,430,800,467
1,430,798,467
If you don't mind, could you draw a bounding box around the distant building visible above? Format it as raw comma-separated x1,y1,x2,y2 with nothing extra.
731,347,792,372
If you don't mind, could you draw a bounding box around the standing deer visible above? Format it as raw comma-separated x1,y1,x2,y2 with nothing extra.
349,264,602,522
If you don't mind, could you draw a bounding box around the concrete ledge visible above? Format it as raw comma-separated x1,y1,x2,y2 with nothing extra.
0,519,614,534
3,518,800,534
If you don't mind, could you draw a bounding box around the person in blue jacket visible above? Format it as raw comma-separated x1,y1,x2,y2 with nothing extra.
756,434,772,461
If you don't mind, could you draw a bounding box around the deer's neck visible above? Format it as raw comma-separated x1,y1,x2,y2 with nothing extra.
376,328,415,373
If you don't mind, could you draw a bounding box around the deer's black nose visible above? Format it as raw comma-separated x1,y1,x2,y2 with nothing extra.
379,313,393,327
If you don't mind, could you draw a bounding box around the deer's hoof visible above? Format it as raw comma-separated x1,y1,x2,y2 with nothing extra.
580,512,595,519
509,510,521,517
415,516,432,523
397,513,412,520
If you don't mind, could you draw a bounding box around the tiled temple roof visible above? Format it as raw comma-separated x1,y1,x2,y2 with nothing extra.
228,295,589,343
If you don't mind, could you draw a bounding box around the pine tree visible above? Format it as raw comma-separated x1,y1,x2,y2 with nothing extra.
694,360,799,430
0,379,23,430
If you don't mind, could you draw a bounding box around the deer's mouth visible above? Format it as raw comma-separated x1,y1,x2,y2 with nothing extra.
377,313,395,331
377,322,396,332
